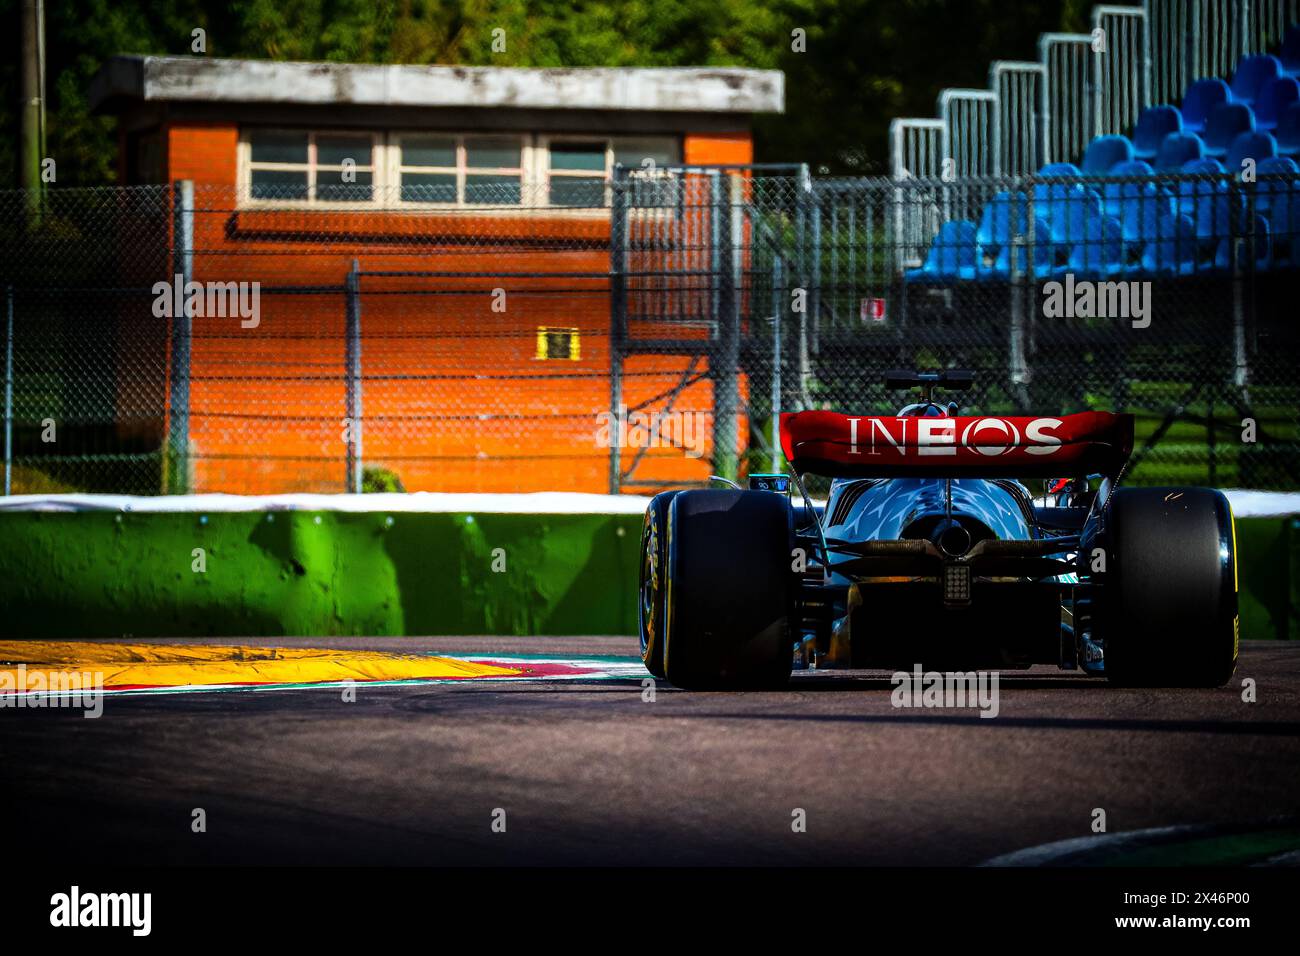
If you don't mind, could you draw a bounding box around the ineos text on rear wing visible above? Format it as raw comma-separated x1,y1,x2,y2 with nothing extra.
779,411,1134,479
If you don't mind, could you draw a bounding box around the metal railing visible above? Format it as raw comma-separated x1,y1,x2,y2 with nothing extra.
1041,32,1097,166
991,61,1047,176
892,0,1300,176
1094,5,1150,138
940,89,999,178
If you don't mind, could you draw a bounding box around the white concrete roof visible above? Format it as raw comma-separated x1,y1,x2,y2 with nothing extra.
91,56,784,114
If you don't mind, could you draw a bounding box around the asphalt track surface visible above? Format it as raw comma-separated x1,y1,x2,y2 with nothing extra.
3,637,1299,866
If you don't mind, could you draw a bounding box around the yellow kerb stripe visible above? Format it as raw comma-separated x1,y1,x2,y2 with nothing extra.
0,641,519,689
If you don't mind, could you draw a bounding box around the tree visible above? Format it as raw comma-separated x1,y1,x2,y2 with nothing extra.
1,0,1079,185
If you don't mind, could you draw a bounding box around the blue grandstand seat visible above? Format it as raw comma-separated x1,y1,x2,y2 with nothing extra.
1101,160,1154,218
1175,171,1242,263
1181,78,1232,134
1038,162,1082,177
1256,156,1299,218
1176,158,1228,261
1119,183,1176,255
1049,188,1101,260
1213,215,1272,272
989,217,1054,278
1255,77,1300,130
1231,54,1284,105
904,220,977,283
1132,105,1184,161
1227,130,1279,171
1140,213,1198,276
975,191,1028,254
1032,169,1094,261
1276,102,1300,156
1056,214,1124,278
1258,156,1299,174
1037,183,1101,244
1155,131,1205,170
1202,103,1256,157
1198,190,1243,255
1283,25,1300,76
1082,135,1135,175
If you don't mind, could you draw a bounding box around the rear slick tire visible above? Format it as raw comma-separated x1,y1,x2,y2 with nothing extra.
663,490,794,690
1096,487,1238,687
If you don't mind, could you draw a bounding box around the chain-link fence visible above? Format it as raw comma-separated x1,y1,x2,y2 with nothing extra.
0,187,171,494
1,168,1297,496
720,167,1299,494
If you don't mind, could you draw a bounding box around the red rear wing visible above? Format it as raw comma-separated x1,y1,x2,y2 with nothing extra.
780,411,1134,479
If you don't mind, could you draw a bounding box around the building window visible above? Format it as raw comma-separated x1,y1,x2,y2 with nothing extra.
543,136,680,208
617,137,681,208
239,130,680,209
398,136,457,203
315,134,375,201
614,137,680,173
536,327,580,361
548,141,608,207
246,130,377,202
465,137,524,205
396,135,525,206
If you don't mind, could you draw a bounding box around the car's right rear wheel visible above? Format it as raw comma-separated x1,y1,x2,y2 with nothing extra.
1092,486,1238,687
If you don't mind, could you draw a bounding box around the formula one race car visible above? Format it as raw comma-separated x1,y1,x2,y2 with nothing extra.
638,370,1238,689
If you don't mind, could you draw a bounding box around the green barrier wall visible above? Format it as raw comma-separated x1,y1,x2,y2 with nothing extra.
1235,516,1300,642
0,511,642,637
0,510,1293,640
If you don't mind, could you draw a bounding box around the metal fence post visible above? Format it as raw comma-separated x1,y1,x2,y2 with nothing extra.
1038,55,1053,166
847,203,857,324
796,164,814,409
608,165,628,495
166,179,193,495
829,203,839,326
1232,181,1250,397
345,259,363,494
1092,26,1104,140
795,168,807,292
711,171,740,481
808,174,822,354
1009,225,1030,410
770,253,784,474
4,285,13,495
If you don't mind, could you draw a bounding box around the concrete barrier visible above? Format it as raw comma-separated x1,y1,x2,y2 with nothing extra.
1235,515,1300,642
0,494,1294,641
0,508,641,637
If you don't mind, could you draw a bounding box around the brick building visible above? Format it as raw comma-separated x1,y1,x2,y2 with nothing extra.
89,56,784,494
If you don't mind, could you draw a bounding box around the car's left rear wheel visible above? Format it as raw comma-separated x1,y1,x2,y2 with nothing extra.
663,489,795,690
